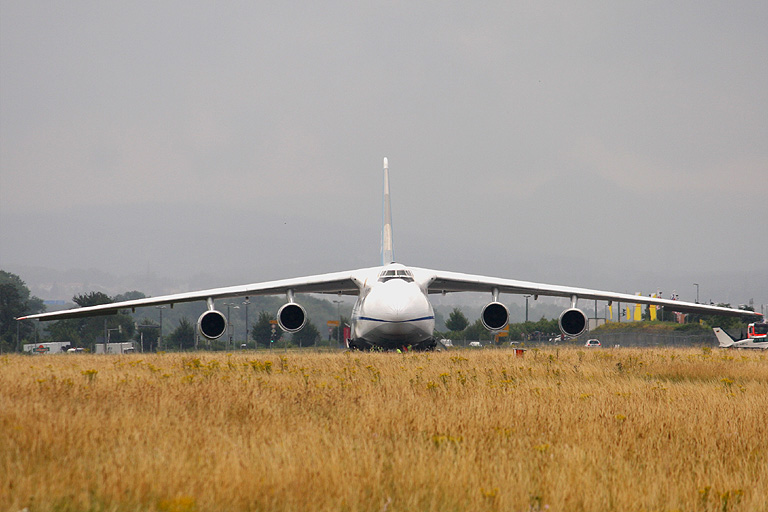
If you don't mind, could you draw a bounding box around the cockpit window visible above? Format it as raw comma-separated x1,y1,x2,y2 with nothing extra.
378,269,414,282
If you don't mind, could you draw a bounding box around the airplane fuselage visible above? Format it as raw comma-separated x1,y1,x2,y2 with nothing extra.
349,264,436,350
728,340,768,349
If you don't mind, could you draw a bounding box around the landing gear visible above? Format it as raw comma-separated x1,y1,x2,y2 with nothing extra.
346,338,437,352
347,338,374,351
411,338,437,351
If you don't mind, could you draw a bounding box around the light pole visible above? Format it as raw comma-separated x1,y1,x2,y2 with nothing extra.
107,326,122,353
225,303,240,350
693,283,700,304
523,295,531,323
135,322,160,353
333,299,343,348
156,306,166,351
243,299,251,349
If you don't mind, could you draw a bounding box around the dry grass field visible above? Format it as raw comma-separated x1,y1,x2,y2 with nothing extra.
2,347,767,512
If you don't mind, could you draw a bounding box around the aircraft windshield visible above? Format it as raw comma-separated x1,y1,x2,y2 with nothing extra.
378,269,414,282
754,324,768,335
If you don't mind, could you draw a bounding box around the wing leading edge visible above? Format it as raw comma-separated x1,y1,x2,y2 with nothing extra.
413,267,761,319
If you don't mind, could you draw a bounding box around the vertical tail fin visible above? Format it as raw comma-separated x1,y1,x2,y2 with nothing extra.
713,328,735,348
381,157,394,265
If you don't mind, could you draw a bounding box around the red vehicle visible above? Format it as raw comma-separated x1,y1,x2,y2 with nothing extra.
747,322,768,340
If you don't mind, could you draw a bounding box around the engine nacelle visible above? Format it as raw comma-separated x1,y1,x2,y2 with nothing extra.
481,301,509,331
197,309,227,340
277,302,307,333
559,308,587,337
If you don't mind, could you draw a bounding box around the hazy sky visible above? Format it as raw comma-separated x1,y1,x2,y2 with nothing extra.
1,2,766,308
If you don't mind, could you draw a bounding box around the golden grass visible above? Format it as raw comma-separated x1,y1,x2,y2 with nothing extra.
2,348,767,512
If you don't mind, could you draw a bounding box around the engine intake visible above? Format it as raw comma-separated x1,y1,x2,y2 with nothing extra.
481,302,509,331
277,302,307,333
559,308,587,337
197,309,227,339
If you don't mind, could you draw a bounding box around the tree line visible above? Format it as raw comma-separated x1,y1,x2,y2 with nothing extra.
440,307,560,343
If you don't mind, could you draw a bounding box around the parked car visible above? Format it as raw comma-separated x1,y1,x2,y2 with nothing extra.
585,339,601,347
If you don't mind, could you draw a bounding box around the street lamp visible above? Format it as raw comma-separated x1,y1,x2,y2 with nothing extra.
243,299,251,349
106,326,121,353
224,303,240,350
135,322,160,353
156,306,166,351
333,299,343,348
523,295,531,323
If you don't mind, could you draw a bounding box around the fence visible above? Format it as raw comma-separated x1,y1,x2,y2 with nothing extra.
582,331,717,348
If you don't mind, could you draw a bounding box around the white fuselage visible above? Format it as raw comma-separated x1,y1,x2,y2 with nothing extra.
350,264,435,349
727,339,768,350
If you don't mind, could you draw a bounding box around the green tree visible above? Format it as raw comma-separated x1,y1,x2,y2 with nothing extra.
464,318,493,342
73,291,113,308
252,311,278,348
0,283,25,351
293,321,320,347
445,308,469,332
113,291,147,302
166,318,196,351
0,271,45,351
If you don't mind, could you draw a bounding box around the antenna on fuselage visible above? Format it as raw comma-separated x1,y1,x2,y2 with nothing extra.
381,157,395,265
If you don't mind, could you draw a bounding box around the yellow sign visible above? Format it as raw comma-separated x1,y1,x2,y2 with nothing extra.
327,320,340,326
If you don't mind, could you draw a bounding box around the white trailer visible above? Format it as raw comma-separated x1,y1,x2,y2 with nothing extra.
23,342,73,354
95,342,136,354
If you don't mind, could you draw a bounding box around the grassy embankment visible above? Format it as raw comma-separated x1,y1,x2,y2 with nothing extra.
2,348,767,511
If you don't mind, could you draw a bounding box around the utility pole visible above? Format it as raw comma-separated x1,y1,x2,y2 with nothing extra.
333,299,342,348
156,306,166,351
225,303,240,350
243,299,251,349
523,295,531,323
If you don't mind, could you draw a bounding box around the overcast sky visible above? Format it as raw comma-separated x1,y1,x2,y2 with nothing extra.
1,2,766,309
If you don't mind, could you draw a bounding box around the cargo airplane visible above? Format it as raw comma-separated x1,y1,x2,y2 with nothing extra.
17,158,763,350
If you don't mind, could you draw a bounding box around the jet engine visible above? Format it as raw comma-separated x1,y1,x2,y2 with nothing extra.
197,309,227,340
481,302,510,331
277,302,307,333
558,308,588,337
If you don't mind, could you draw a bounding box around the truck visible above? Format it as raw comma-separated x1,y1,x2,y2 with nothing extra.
22,342,73,354
94,342,136,354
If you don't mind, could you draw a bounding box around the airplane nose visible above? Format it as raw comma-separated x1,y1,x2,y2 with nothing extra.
367,281,431,322
356,279,435,345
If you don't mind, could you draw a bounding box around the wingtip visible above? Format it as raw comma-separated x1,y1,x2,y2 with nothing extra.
383,157,388,170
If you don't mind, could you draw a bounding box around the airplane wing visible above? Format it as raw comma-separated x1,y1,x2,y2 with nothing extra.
16,267,376,322
413,267,762,319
